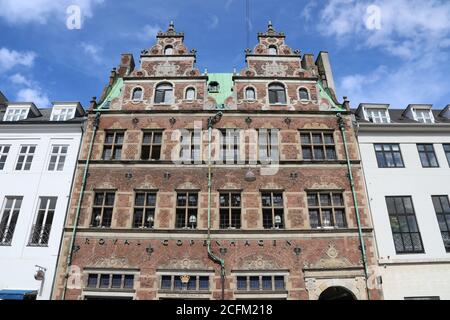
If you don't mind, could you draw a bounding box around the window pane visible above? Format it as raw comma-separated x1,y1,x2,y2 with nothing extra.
87,274,98,288
274,276,285,290
249,276,259,290
199,276,209,290
237,276,247,290
111,275,122,288
262,276,272,290
99,274,110,288
161,276,171,289
124,275,134,289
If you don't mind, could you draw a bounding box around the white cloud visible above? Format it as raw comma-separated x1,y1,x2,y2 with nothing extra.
208,15,219,29
0,0,104,25
16,88,50,107
138,24,161,42
317,0,450,107
80,42,102,64
0,48,36,72
9,73,32,86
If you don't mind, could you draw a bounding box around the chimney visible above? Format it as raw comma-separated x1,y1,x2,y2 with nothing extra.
316,51,336,98
117,54,135,77
301,54,315,70
89,96,98,111
342,96,350,111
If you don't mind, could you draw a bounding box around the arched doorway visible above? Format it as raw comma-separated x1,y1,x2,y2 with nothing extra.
319,286,356,300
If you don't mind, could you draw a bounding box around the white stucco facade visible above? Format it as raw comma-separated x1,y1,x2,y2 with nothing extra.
357,124,450,300
0,121,84,300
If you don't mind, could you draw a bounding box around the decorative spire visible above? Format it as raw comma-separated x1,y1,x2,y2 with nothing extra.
157,21,184,38
258,20,285,38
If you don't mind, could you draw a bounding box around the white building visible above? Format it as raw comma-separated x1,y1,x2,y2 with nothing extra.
0,94,85,300
354,103,450,300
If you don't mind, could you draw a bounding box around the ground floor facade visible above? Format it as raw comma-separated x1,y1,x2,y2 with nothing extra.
378,261,450,300
53,233,380,300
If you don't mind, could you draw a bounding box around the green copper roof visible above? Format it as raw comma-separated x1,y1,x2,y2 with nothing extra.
207,73,233,106
98,77,124,109
317,80,343,110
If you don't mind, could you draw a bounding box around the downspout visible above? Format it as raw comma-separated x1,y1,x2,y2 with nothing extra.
61,112,100,300
336,113,371,300
207,112,226,300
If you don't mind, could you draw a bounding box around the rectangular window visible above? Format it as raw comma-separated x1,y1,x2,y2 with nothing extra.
175,192,198,229
300,131,337,161
221,129,239,163
414,109,434,123
0,145,10,170
141,131,162,160
29,197,57,246
48,145,68,171
51,107,75,121
431,196,450,252
386,196,424,254
259,129,279,162
102,131,124,160
86,273,134,290
374,144,404,168
444,144,450,167
219,192,241,229
261,192,284,229
91,191,115,228
365,108,390,123
3,108,28,121
161,276,172,290
180,130,201,163
0,197,23,245
307,192,347,228
160,275,209,291
236,276,285,292
87,274,98,288
133,191,156,228
237,276,247,291
417,144,439,167
15,145,36,171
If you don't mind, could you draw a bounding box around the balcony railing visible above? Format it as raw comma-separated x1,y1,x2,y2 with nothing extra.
28,224,52,247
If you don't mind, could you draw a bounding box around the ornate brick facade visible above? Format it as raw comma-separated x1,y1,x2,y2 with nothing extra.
52,22,382,300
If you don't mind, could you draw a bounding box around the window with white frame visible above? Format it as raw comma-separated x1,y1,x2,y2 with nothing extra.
51,107,76,121
29,197,57,246
185,87,196,100
414,109,434,123
15,145,36,171
0,196,23,245
0,145,10,170
365,108,390,123
3,108,29,121
245,87,256,100
48,145,68,171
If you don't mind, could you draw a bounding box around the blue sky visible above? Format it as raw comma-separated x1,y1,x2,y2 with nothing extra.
1,0,450,109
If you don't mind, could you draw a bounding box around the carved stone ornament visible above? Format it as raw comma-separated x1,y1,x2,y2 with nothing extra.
261,61,288,77
153,61,180,76
306,243,353,269
241,254,281,270
91,256,130,268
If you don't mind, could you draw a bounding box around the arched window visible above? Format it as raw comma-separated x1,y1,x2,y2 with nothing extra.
268,45,277,55
154,83,173,104
132,87,143,101
164,45,174,55
185,87,196,100
299,88,309,101
208,81,220,93
245,87,256,100
268,83,286,104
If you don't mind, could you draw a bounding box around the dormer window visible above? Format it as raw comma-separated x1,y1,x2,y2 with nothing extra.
365,108,390,124
51,107,76,121
208,81,220,93
268,45,277,55
414,109,434,123
164,45,174,55
3,107,29,121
